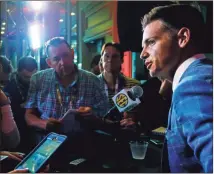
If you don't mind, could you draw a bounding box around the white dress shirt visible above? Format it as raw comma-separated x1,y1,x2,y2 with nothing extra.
172,54,206,92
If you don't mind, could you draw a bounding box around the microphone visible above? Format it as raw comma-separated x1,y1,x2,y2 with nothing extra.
127,86,144,101
104,86,143,119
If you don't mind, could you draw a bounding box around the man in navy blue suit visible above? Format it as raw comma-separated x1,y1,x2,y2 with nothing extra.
140,4,212,173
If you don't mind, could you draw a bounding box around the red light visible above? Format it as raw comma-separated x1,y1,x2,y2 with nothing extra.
23,7,29,13
71,0,76,5
60,9,65,14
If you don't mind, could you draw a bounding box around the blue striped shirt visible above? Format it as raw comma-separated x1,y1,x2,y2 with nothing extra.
25,68,108,120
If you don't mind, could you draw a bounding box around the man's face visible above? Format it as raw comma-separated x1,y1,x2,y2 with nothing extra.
18,69,37,84
140,20,180,79
102,46,122,73
46,43,74,78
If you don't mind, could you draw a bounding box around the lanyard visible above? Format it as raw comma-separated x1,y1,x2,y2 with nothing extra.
102,74,119,97
55,70,79,116
56,85,64,107
56,84,77,116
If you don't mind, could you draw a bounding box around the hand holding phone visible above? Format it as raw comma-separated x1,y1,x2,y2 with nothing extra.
60,109,85,133
76,107,92,116
75,107,96,122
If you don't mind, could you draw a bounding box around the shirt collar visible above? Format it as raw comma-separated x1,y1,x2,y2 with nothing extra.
172,54,206,92
101,73,125,87
54,65,79,87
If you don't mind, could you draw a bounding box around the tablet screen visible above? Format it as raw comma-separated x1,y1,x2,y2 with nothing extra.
16,137,62,173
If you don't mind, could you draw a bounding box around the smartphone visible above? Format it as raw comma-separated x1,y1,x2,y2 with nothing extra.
15,132,67,173
60,109,84,133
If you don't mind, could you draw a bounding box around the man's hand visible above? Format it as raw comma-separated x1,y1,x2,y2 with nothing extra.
46,118,61,133
120,117,136,127
0,151,24,162
9,165,49,173
76,107,93,117
75,107,95,121
119,117,140,141
121,112,137,128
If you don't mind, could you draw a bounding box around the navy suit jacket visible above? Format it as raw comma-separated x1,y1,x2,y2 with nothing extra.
166,58,213,172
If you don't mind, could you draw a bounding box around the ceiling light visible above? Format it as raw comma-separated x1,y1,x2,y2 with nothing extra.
29,1,45,11
29,23,41,49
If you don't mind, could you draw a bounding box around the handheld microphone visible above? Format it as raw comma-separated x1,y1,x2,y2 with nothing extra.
127,86,144,101
104,86,143,119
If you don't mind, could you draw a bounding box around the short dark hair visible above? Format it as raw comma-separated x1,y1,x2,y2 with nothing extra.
101,42,124,61
45,37,70,57
18,56,38,72
0,56,13,74
141,4,205,50
91,54,101,68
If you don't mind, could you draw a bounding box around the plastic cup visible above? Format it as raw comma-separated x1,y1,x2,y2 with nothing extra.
129,141,149,160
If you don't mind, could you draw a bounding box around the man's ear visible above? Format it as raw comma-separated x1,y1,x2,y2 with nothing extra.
177,27,190,48
46,58,52,68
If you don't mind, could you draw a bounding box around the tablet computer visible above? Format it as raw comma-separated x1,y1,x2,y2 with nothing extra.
15,132,67,173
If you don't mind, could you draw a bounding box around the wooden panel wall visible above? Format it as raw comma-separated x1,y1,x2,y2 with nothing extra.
77,0,131,77
79,1,118,43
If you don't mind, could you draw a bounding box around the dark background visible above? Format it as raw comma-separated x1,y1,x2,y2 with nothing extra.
117,1,213,53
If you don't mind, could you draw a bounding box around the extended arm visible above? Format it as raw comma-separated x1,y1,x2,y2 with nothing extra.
0,90,20,149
